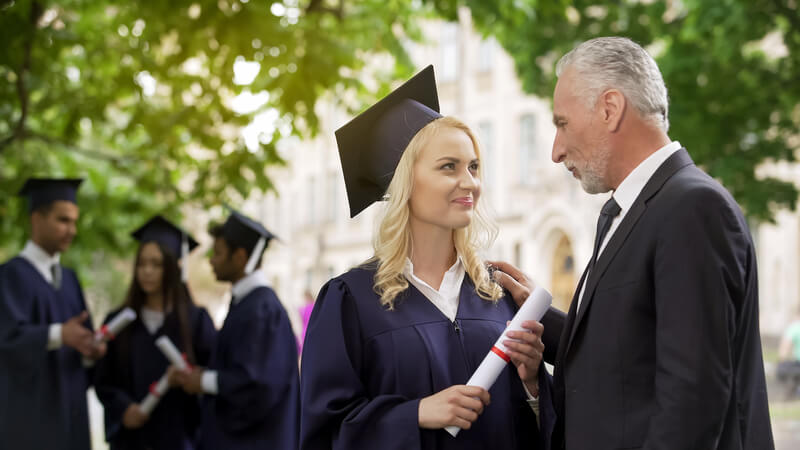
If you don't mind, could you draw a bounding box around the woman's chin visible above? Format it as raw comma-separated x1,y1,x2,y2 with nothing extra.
140,285,157,295
446,215,473,230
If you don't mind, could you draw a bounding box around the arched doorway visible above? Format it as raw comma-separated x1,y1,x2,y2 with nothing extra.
550,234,577,312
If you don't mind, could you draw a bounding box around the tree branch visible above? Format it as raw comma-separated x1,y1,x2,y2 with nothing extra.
306,0,344,19
0,1,43,153
26,131,136,168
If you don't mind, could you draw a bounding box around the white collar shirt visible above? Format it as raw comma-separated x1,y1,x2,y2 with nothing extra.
231,270,270,305
404,256,465,322
19,240,60,284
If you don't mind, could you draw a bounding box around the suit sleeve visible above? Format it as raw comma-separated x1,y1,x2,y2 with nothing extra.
644,186,749,449
299,279,421,450
92,312,135,439
0,263,50,373
541,306,566,365
215,295,299,433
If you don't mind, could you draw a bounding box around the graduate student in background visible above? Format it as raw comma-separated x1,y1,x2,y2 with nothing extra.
299,66,553,450
170,209,300,449
94,215,217,450
0,177,105,450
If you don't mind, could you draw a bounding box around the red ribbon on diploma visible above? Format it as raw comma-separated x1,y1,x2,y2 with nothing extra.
100,324,114,340
182,352,193,371
149,381,161,397
490,346,511,363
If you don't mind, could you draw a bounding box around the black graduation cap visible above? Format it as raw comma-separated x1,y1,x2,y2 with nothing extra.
218,208,278,274
18,178,83,212
335,65,442,218
131,215,199,258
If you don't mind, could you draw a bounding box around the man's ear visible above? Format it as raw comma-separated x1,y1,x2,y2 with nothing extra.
600,88,626,132
233,247,250,270
29,209,45,232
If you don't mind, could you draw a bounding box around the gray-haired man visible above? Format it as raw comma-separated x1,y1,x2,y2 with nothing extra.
494,37,773,450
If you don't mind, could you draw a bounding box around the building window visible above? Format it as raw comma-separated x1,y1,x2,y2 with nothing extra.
477,38,494,73
550,235,577,312
477,121,494,185
440,23,459,82
519,113,536,184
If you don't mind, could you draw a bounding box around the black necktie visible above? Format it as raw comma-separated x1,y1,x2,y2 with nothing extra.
51,263,62,290
589,197,621,269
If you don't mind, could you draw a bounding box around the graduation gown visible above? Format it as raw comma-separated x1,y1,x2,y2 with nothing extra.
94,304,217,450
200,286,300,450
299,265,554,450
0,256,93,450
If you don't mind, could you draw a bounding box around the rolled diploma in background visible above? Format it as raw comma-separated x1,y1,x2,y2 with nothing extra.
139,373,169,415
445,286,553,437
155,336,190,371
94,307,136,343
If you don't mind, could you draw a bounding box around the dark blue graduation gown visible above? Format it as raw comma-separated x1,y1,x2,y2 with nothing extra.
0,256,93,450
94,304,217,450
200,285,300,450
299,265,554,450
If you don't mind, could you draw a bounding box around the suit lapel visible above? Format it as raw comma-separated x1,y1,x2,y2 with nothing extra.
564,149,695,356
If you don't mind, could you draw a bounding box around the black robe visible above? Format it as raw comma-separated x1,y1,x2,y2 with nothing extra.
94,304,217,450
299,264,554,450
200,285,300,449
0,256,93,450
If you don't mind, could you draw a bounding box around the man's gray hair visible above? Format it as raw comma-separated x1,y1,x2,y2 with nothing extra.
556,37,669,132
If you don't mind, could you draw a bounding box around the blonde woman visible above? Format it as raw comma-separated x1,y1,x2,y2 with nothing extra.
299,66,551,450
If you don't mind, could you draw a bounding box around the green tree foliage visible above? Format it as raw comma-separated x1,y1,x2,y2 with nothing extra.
2,0,798,284
439,0,800,222
0,0,430,275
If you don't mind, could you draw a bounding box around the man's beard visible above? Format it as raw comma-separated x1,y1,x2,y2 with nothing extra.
577,145,612,194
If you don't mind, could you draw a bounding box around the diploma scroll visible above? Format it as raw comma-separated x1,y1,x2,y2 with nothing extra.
445,286,553,437
139,373,169,415
94,307,136,343
155,336,191,371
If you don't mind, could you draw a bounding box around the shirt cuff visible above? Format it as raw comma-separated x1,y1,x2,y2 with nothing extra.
47,324,63,350
522,382,541,426
201,370,219,395
522,381,539,401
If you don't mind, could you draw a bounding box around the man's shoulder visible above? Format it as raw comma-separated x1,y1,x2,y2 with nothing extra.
243,286,291,316
1,256,38,279
659,164,739,212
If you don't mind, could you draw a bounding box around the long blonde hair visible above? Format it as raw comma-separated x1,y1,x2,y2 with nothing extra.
371,116,503,309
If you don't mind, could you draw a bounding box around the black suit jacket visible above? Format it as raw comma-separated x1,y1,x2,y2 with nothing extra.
544,149,773,450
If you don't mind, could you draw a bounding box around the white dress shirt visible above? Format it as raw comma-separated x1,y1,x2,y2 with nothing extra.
140,307,165,335
577,141,682,312
19,240,64,350
201,270,271,395
403,257,465,322
404,255,540,420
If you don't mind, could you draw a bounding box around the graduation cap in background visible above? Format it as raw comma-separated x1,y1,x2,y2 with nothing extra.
218,208,278,274
132,215,199,282
18,178,84,213
335,65,442,218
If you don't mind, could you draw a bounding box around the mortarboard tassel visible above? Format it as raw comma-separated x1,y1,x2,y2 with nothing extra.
244,236,266,275
181,233,189,282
